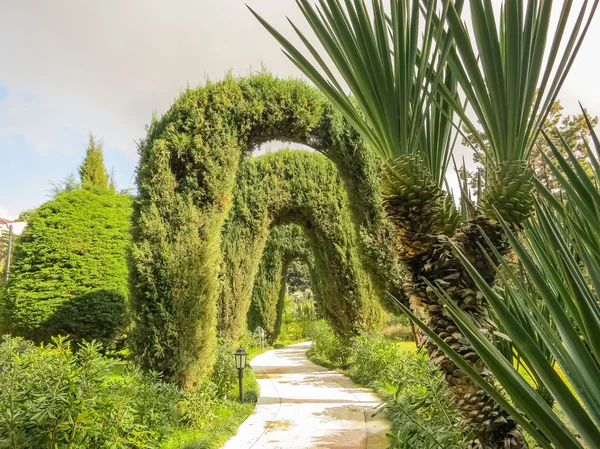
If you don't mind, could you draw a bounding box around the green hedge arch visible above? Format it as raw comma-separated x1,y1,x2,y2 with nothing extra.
218,150,383,343
246,225,321,342
0,188,132,346
132,73,405,387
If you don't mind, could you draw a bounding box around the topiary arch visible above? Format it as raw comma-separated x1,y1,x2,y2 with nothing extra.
247,225,322,342
131,73,406,387
218,150,383,344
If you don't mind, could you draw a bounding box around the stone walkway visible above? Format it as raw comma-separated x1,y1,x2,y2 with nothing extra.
221,341,390,449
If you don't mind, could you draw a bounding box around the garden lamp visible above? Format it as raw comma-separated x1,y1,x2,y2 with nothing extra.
234,347,247,403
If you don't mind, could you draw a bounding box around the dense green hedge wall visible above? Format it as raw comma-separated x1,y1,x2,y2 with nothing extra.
219,151,382,342
247,225,322,341
132,73,405,387
0,187,132,346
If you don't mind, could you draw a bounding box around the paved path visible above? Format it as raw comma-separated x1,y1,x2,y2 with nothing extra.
221,342,390,449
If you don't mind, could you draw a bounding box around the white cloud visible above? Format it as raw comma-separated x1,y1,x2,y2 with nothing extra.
0,0,598,162
0,0,308,157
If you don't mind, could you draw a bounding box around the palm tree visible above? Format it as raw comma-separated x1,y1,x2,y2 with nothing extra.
251,0,598,447
404,111,600,449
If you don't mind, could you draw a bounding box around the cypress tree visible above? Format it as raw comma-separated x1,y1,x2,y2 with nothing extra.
79,133,109,188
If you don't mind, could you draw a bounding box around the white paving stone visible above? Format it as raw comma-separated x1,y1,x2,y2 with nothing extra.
221,342,390,449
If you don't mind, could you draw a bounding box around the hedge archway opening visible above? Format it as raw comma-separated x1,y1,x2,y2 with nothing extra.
218,150,383,344
247,224,322,342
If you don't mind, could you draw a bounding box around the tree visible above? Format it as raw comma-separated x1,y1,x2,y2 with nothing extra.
16,209,34,222
79,133,109,188
253,0,597,447
463,100,599,197
402,112,600,449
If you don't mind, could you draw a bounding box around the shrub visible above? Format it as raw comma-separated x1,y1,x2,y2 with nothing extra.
210,340,239,400
349,333,404,387
239,329,261,351
305,320,353,368
0,335,180,449
132,74,406,386
0,335,259,449
383,353,473,449
1,187,132,346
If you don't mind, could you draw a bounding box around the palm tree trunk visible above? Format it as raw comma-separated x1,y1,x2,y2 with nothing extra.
392,207,527,448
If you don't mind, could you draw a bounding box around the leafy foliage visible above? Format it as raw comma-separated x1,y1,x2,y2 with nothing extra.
0,336,180,449
247,225,321,341
305,320,353,368
1,188,132,346
463,100,599,200
0,335,259,449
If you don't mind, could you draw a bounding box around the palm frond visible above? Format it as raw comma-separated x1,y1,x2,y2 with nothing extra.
396,110,600,449
442,0,598,169
250,0,458,187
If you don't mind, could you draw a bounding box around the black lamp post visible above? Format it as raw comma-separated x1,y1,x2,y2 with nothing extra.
234,347,247,403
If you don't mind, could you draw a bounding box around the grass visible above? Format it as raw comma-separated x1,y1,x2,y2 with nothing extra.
162,349,264,449
162,401,256,449
396,341,417,352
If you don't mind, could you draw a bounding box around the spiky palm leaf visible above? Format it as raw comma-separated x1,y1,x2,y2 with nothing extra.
440,0,599,223
397,111,600,449
250,0,461,248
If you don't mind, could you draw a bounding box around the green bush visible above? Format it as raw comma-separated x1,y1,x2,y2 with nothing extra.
0,335,180,449
349,333,404,387
132,73,406,386
210,340,239,400
0,335,260,449
219,150,385,343
1,187,132,346
305,320,353,368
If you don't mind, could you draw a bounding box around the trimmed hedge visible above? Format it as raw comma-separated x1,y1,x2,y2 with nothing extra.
247,225,322,341
132,73,406,387
219,151,382,342
0,187,132,346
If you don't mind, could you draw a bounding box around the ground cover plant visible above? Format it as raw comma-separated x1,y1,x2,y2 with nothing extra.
0,335,259,449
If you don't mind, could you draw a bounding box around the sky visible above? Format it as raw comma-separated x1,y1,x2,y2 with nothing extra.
1,1,600,220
